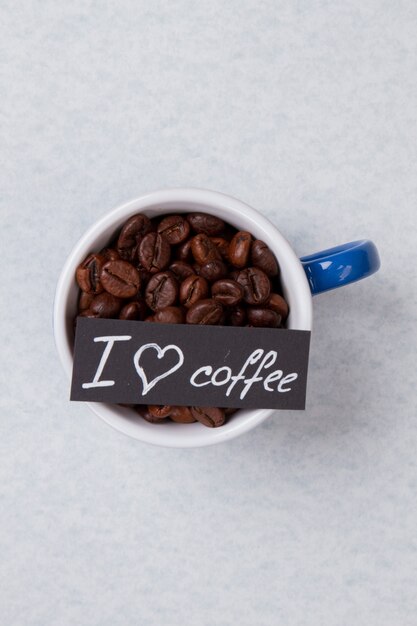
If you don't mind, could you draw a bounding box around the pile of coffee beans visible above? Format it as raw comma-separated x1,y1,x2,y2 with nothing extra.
75,212,289,427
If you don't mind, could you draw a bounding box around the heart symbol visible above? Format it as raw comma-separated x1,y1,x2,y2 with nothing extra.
133,343,184,396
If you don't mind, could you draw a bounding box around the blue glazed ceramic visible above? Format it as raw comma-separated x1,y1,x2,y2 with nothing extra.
301,240,380,295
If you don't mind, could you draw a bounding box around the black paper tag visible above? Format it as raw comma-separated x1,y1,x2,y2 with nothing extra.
70,318,311,409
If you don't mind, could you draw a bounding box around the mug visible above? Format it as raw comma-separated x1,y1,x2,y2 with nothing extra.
53,188,380,447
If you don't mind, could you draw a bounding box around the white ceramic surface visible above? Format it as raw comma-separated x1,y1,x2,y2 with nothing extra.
54,188,313,447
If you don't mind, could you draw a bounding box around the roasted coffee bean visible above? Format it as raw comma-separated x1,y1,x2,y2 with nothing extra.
139,232,171,273
169,260,195,282
79,291,94,311
170,406,196,423
119,301,145,320
224,407,238,416
191,234,221,265
152,306,184,324
157,215,190,244
229,231,252,268
100,247,120,261
180,275,209,308
76,253,105,294
267,293,289,320
100,260,140,298
145,271,178,311
211,279,244,306
187,213,225,235
198,259,227,282
134,405,168,423
227,304,246,326
89,292,122,317
148,405,172,418
236,267,271,305
176,238,192,261
210,237,230,260
191,406,225,428
117,214,152,261
247,307,281,327
78,309,100,319
186,299,223,325
251,239,279,277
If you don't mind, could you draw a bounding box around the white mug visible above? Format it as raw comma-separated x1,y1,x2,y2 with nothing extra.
54,188,379,447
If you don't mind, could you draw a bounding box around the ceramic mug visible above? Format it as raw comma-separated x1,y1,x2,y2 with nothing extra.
54,188,380,447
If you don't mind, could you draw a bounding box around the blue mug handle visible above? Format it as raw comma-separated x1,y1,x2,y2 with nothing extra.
300,240,380,295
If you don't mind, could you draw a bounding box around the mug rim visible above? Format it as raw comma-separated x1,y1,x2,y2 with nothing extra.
54,187,313,447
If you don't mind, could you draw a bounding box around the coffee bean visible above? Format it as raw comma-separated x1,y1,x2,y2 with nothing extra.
152,306,184,324
78,291,94,311
190,406,225,428
145,271,178,311
100,260,141,298
89,292,122,317
187,213,225,235
198,259,227,282
247,307,281,327
157,215,190,244
236,267,271,305
117,214,152,261
229,231,252,268
139,232,171,273
119,301,145,320
180,275,209,308
100,247,120,261
148,405,172,418
134,405,169,423
267,293,289,320
186,299,223,325
211,279,244,306
191,234,221,265
176,238,192,261
169,260,195,282
76,253,105,294
170,406,196,423
78,309,100,319
210,237,230,260
251,240,279,277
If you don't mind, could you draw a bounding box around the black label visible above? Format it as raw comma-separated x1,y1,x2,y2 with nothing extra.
70,318,311,409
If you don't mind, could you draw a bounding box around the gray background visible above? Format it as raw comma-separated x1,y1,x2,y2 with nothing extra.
1,1,416,625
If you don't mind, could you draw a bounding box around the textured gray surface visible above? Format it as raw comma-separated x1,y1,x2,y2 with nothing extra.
1,1,417,625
